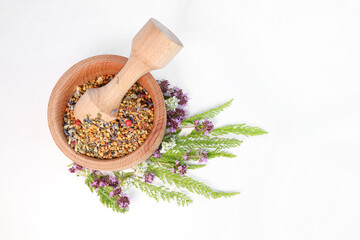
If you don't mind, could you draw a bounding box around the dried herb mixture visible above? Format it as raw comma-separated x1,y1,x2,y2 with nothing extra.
63,74,154,159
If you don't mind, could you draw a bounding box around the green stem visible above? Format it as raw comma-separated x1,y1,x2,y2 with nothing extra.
113,171,121,179
164,125,195,137
113,171,134,182
178,125,195,129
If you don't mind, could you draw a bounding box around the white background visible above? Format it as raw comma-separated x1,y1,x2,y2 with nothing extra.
1,0,359,239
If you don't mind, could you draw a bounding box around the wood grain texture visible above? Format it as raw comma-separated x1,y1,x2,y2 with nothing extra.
74,18,183,122
47,55,166,171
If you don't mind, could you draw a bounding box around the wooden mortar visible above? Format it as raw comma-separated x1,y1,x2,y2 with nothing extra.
48,54,166,171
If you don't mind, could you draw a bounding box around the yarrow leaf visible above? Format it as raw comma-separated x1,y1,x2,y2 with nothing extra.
182,99,233,125
96,188,126,213
133,179,192,206
85,173,126,213
187,164,207,169
175,135,242,150
210,124,268,137
207,149,237,159
151,153,184,162
149,166,240,199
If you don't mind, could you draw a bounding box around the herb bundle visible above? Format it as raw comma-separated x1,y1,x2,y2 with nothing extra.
68,79,267,213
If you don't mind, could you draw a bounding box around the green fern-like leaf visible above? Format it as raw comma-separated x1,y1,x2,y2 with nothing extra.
187,129,206,137
149,160,207,170
151,153,184,162
149,166,240,199
149,155,180,167
149,157,173,163
85,173,95,192
175,135,242,150
133,179,192,206
96,188,126,213
155,148,236,162
148,160,174,168
210,124,268,137
187,164,207,170
182,99,233,125
149,149,197,165
163,148,187,155
207,149,237,159
85,174,126,213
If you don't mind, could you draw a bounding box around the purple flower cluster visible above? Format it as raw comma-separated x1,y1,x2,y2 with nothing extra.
158,79,170,93
89,172,130,210
68,163,83,173
171,160,188,177
198,150,208,164
117,194,130,210
90,172,119,190
153,148,162,158
158,79,189,107
169,86,189,106
107,176,119,188
143,172,155,183
184,150,190,161
194,119,214,135
109,187,122,197
167,108,189,133
158,79,189,133
90,178,106,188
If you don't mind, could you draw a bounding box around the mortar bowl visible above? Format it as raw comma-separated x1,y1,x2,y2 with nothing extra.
47,55,166,171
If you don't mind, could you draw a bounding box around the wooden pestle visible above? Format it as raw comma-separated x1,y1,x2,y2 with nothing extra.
74,18,183,122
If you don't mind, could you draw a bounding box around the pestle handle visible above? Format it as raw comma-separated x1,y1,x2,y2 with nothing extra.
104,18,183,100
74,18,183,122
131,18,183,70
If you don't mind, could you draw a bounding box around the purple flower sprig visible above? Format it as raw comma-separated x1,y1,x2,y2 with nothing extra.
158,79,189,107
158,79,170,93
198,150,208,164
184,150,190,161
153,148,162,158
169,86,189,106
89,172,122,191
158,79,190,133
109,187,122,197
166,108,189,133
167,108,189,133
117,194,130,210
143,172,155,183
68,163,84,173
183,150,208,164
88,171,130,211
166,117,215,136
171,160,188,177
194,119,214,135
159,80,214,136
